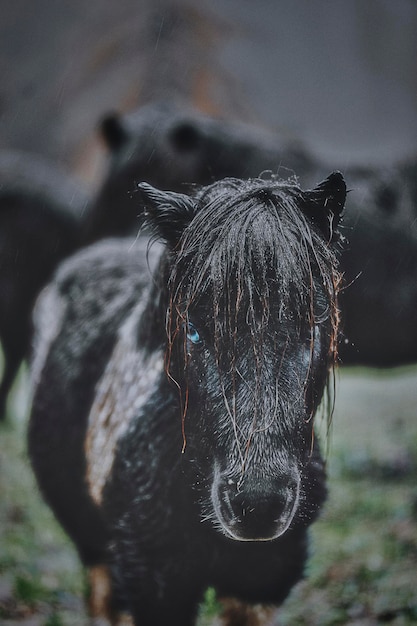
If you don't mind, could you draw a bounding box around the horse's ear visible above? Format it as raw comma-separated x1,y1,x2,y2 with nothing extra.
138,182,197,247
303,171,346,241
99,113,129,151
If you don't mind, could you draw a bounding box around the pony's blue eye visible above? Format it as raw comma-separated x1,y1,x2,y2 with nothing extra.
186,323,201,345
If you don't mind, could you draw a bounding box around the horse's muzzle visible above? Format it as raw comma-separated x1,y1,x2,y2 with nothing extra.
212,472,300,542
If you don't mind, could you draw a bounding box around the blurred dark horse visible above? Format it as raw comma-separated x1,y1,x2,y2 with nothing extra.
0,152,88,418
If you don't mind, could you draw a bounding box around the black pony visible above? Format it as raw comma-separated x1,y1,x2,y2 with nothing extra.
29,173,346,625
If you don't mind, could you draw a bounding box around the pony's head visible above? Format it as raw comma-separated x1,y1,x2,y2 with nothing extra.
139,173,345,541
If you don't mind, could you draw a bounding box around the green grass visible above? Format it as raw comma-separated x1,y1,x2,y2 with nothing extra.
1,365,417,624
0,366,87,625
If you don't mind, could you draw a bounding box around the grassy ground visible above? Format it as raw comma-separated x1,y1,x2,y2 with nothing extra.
279,367,417,626
0,364,416,625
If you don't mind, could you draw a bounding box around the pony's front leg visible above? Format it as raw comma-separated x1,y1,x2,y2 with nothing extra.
88,565,133,626
123,573,203,626
128,598,199,626
218,598,277,626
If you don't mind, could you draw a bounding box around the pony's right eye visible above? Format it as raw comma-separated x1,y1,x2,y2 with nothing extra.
186,322,202,345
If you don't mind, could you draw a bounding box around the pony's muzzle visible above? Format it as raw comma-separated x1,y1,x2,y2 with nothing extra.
213,474,300,542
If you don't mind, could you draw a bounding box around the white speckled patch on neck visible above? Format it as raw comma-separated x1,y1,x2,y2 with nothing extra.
85,296,164,506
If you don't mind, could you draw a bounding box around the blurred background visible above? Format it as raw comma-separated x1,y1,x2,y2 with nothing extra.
0,1,416,624
1,0,416,178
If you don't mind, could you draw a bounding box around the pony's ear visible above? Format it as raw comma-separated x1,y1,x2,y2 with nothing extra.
137,182,197,247
303,171,346,241
99,113,129,151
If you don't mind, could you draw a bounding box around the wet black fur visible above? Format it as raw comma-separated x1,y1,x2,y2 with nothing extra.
29,174,346,625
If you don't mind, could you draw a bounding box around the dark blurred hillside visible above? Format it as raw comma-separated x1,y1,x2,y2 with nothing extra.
1,0,416,182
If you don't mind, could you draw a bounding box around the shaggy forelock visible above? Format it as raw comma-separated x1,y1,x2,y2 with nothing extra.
168,177,340,346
